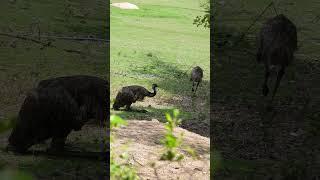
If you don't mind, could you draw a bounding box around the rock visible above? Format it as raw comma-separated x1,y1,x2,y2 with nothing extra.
111,2,139,10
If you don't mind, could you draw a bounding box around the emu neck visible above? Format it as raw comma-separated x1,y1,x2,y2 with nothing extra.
148,88,157,97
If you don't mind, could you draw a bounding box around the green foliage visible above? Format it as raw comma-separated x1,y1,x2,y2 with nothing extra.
110,115,139,180
110,157,139,180
0,116,16,133
160,109,197,161
110,115,127,129
193,0,210,28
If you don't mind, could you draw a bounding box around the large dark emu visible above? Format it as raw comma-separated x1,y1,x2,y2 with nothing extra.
8,75,109,153
257,14,297,102
190,66,203,93
113,84,158,112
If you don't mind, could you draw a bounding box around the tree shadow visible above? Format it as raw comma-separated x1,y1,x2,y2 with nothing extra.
111,106,189,123
130,55,210,98
212,5,320,179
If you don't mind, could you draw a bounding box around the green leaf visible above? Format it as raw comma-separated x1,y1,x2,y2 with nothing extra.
110,115,127,129
173,109,180,118
165,113,172,123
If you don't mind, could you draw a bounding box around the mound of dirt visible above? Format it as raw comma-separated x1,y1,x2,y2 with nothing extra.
112,120,210,179
111,2,139,9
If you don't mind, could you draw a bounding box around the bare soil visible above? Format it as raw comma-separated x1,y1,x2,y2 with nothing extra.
112,120,210,180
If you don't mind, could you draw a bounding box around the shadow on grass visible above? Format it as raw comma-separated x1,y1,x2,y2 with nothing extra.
113,57,210,136
130,54,210,98
111,106,192,123
1,152,108,179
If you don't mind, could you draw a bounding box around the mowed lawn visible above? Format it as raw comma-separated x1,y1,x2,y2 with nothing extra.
110,0,210,136
0,0,108,179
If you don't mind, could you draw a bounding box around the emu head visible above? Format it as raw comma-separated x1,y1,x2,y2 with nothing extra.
152,84,158,92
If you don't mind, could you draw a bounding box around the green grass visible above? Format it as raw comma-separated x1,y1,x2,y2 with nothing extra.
110,0,210,136
0,0,108,179
213,0,320,179
0,0,108,116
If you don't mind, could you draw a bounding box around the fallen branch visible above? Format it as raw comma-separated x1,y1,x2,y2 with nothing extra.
0,32,82,54
0,32,47,46
234,2,276,46
39,35,109,43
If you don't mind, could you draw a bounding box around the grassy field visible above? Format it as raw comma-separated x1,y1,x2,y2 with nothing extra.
0,0,108,179
212,0,320,179
110,0,210,136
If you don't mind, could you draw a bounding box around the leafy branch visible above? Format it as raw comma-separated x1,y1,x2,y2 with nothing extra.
160,109,197,161
193,0,210,28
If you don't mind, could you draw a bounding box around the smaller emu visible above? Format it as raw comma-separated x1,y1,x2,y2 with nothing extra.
257,14,297,102
190,66,203,93
113,84,158,112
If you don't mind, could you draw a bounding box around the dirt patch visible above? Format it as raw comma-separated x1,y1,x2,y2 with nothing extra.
112,120,210,179
211,100,320,179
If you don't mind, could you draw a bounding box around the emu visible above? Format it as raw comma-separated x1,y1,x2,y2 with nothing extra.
113,84,158,112
190,66,203,93
7,75,109,153
37,75,108,125
257,14,297,102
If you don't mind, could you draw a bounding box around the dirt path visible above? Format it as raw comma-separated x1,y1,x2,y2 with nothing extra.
112,120,210,179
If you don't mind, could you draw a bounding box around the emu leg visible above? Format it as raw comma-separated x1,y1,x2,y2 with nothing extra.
195,82,200,92
125,104,132,111
49,137,67,152
271,67,285,102
262,67,270,96
192,81,195,92
113,104,120,111
49,130,70,152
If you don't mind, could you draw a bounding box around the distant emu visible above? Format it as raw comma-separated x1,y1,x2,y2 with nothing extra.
113,84,158,112
190,66,203,93
7,75,109,153
257,14,297,102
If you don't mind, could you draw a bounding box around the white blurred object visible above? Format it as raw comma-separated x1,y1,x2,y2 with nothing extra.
111,2,139,9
